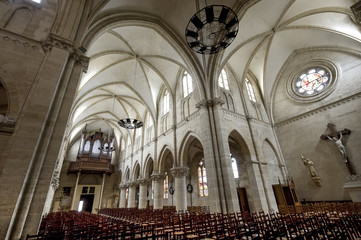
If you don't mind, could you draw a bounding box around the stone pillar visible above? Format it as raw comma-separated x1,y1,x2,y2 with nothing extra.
171,167,189,212
151,174,164,210
119,184,128,208
138,178,150,209
98,173,106,210
127,182,138,208
70,171,81,210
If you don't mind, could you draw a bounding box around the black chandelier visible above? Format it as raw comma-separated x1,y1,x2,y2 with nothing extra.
185,5,239,54
118,118,143,129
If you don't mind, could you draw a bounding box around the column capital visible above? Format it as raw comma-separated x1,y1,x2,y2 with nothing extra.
138,178,151,185
170,167,189,177
128,181,139,187
151,173,165,181
119,183,129,189
41,33,74,53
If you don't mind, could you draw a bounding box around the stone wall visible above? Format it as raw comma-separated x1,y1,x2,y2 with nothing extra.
273,50,361,201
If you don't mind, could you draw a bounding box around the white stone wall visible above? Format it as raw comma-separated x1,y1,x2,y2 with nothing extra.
273,50,361,201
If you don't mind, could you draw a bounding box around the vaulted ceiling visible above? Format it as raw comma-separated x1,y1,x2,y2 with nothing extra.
68,0,360,146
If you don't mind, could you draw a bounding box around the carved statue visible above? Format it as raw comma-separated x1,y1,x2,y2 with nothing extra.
300,155,321,187
326,133,348,161
301,155,317,177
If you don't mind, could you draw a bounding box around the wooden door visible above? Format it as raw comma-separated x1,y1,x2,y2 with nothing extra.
237,187,250,213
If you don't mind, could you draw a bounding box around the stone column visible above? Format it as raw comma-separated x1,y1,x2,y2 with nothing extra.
151,174,164,210
70,171,81,210
170,167,189,212
127,182,138,208
98,173,106,211
138,178,151,209
119,184,128,208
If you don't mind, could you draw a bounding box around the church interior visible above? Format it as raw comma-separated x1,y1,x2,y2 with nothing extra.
0,0,361,239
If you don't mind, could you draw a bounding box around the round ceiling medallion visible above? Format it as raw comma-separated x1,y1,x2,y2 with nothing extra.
185,5,239,54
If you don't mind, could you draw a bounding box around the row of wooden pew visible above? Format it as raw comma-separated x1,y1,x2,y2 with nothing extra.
25,206,361,239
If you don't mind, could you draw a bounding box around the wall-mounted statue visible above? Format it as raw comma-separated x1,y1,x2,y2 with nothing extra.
301,155,321,187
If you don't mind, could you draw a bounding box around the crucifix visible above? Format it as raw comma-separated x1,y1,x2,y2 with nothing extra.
320,123,355,175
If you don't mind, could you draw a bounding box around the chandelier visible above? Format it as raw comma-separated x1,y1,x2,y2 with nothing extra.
118,58,143,129
118,118,143,129
185,5,239,54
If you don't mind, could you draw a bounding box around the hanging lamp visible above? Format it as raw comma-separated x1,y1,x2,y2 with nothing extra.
185,4,239,54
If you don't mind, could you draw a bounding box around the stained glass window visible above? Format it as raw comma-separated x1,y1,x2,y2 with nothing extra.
231,154,239,178
294,67,330,96
164,172,169,199
218,69,230,90
163,90,169,115
198,159,208,197
183,71,193,97
126,188,129,199
245,78,256,102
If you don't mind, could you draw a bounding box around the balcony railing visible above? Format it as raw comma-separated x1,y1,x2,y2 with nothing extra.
68,160,114,175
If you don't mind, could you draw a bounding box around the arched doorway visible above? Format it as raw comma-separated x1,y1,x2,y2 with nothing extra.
228,130,252,213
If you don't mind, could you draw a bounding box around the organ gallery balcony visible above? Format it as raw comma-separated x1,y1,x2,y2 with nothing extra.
67,159,114,175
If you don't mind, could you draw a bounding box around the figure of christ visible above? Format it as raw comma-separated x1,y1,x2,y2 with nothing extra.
326,133,348,161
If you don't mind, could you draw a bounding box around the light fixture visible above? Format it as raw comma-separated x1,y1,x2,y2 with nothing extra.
185,4,239,54
118,58,143,129
118,118,143,129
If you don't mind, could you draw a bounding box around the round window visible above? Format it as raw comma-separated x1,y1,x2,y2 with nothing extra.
295,67,330,96
287,60,337,102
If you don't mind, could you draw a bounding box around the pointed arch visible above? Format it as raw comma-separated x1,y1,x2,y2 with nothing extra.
262,138,281,165
124,167,130,182
143,155,154,178
158,145,174,173
228,130,252,164
132,162,141,181
178,131,204,167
